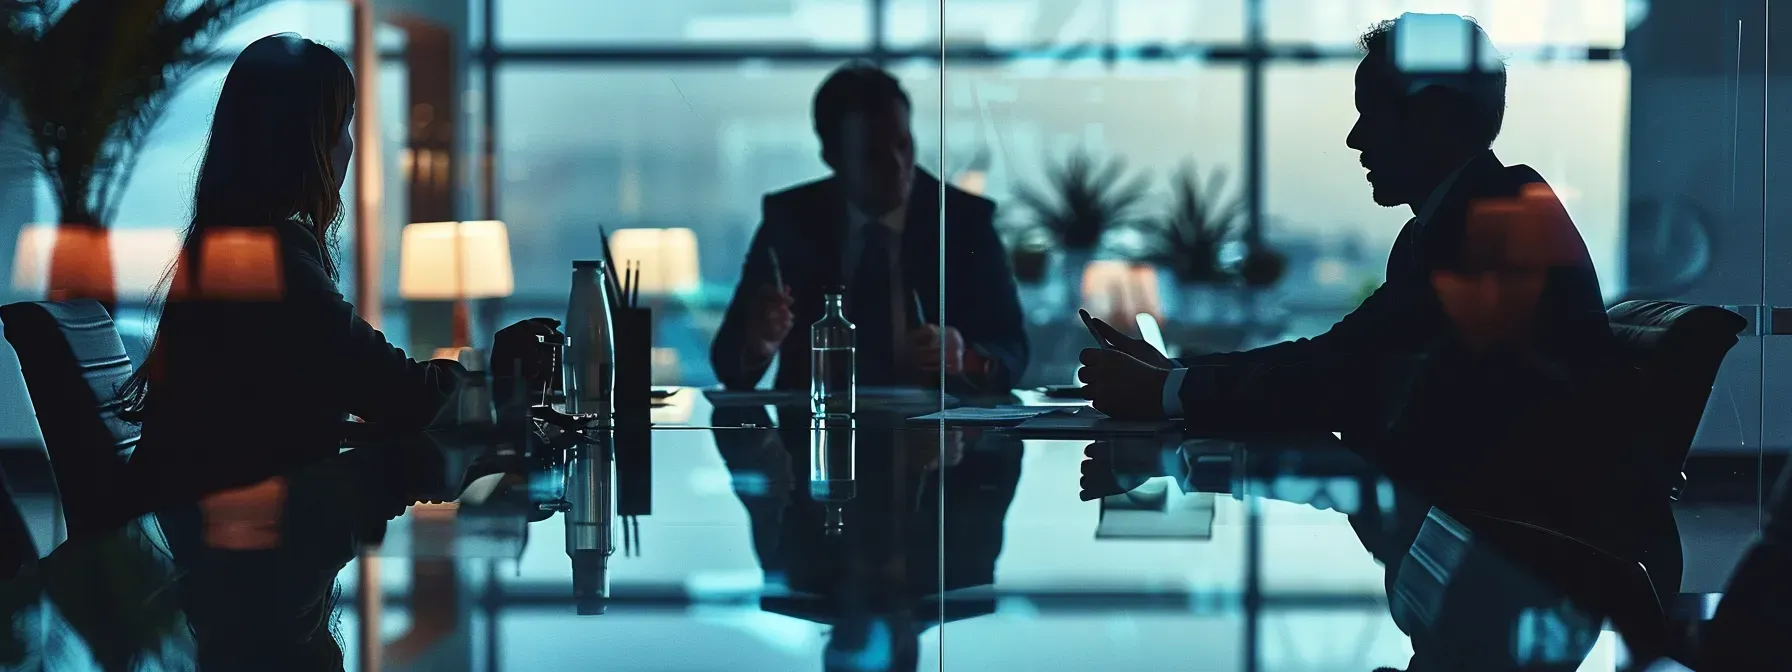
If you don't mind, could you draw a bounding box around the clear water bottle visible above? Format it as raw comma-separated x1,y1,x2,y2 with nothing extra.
810,287,855,417
564,260,615,421
809,416,856,535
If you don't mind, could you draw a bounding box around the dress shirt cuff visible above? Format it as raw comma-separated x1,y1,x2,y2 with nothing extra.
1162,367,1190,418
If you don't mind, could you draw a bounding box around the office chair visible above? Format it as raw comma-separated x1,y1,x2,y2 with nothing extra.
1605,301,1746,500
0,299,139,541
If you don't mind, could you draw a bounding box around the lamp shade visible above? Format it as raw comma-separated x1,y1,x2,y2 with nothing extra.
399,220,515,300
12,224,182,300
608,227,700,296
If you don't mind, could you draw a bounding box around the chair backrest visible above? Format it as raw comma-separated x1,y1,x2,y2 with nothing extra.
0,300,138,539
1606,300,1746,499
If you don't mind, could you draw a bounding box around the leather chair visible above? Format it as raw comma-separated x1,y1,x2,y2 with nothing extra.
1605,300,1747,500
0,300,139,541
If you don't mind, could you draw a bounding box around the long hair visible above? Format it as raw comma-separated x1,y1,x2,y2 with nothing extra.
117,34,355,420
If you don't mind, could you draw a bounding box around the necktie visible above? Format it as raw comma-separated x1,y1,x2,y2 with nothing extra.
852,225,900,385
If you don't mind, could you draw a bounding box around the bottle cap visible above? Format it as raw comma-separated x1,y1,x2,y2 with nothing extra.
573,260,605,269
824,284,847,294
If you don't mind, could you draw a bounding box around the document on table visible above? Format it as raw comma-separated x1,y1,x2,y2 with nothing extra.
1010,406,1180,435
907,406,1061,426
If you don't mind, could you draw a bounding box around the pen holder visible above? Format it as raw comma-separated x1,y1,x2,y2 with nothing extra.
614,418,652,516
614,306,653,412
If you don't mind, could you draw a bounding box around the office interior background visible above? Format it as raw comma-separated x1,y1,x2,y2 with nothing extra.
0,0,1778,446
4,1,1792,670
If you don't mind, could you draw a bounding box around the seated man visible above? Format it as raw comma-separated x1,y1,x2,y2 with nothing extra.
711,63,1028,394
1080,14,1615,433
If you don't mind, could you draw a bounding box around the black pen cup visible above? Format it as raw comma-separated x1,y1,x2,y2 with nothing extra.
613,307,653,412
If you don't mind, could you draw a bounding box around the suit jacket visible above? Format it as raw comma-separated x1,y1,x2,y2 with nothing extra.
1174,151,1615,436
711,169,1028,394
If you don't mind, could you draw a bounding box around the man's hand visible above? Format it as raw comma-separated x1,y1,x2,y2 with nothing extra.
491,317,561,381
745,284,795,360
911,324,966,375
1078,348,1170,420
1079,441,1170,501
1081,309,1173,369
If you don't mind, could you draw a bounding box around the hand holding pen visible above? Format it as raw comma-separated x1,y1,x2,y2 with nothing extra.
745,246,795,360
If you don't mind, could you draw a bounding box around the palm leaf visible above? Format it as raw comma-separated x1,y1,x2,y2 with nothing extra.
0,0,271,227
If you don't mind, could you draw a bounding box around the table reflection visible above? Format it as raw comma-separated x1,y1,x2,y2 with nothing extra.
0,390,1700,671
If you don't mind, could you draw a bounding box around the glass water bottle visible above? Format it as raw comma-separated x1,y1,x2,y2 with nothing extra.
810,288,855,417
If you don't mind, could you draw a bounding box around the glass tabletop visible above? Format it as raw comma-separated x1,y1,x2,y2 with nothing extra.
6,390,1668,671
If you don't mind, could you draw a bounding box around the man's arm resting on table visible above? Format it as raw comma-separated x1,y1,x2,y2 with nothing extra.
1162,367,1190,418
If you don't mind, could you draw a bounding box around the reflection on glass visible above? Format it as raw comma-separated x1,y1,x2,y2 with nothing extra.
563,439,614,615
809,415,857,535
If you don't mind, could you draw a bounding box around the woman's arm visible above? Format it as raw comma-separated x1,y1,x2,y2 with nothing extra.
276,222,464,429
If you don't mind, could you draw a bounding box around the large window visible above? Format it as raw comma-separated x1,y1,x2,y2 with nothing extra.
496,0,876,46
9,0,1641,381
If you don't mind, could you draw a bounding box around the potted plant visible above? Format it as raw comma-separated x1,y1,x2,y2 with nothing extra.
1151,161,1242,285
0,0,268,305
1014,148,1150,309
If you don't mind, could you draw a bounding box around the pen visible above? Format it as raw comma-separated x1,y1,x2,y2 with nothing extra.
629,262,641,308
910,289,927,328
768,246,785,293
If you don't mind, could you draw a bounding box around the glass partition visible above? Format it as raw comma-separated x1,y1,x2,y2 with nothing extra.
1,1,1775,670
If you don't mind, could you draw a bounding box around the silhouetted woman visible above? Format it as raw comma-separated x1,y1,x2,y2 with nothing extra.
110,33,544,670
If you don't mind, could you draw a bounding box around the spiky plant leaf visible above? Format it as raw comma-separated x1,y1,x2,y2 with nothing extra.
1016,148,1151,252
1149,160,1243,283
0,0,272,227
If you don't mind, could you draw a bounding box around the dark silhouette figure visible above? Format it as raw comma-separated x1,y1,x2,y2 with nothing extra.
115,34,552,503
711,63,1028,395
1688,454,1792,670
1080,13,1615,434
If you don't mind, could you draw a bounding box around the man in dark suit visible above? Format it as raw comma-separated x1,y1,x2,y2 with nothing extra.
710,63,1028,394
1080,13,1615,432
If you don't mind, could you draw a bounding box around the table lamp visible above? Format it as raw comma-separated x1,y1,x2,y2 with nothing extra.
399,220,515,354
13,224,188,302
607,227,700,297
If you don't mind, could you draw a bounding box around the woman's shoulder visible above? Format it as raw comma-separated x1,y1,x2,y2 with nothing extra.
273,219,326,257
264,219,339,297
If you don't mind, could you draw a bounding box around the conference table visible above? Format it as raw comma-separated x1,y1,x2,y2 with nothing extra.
5,387,1668,671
